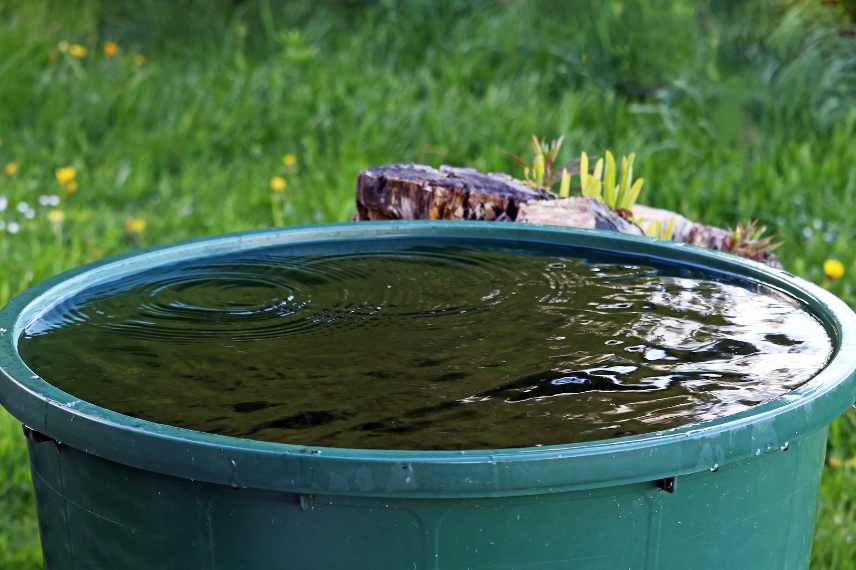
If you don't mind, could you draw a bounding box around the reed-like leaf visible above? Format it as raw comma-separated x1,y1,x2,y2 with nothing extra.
621,177,644,210
664,218,675,240
558,168,571,198
617,153,635,208
603,151,618,208
647,220,662,239
593,157,603,181
534,153,545,187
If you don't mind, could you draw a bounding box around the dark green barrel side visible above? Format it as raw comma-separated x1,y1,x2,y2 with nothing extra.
27,428,827,569
3,222,855,569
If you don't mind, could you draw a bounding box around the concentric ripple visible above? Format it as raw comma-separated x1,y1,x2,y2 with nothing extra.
18,237,833,450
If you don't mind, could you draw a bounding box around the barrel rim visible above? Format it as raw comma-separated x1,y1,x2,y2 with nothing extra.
2,221,855,498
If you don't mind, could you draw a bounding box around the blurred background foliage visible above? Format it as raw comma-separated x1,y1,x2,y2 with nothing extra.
2,0,856,567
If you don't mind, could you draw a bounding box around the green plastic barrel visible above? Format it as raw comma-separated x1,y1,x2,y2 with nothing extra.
2,222,855,569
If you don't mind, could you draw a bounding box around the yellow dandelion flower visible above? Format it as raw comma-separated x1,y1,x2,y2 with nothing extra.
850,456,856,468
824,259,845,281
281,153,298,167
270,176,287,193
4,162,17,177
829,456,844,469
69,44,88,59
55,166,76,184
47,209,66,224
134,54,146,66
57,41,69,53
124,217,146,233
103,41,119,58
64,180,79,194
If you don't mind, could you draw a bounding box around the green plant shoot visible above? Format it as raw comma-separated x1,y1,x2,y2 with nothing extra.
645,218,675,240
558,168,571,198
512,135,565,193
579,150,644,210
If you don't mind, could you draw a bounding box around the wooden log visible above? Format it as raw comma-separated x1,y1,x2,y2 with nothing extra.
631,204,782,269
355,164,547,222
517,197,645,235
353,163,781,268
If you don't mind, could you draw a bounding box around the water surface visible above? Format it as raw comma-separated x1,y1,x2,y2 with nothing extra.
19,238,832,449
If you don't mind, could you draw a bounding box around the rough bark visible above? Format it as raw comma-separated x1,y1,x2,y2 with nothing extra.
631,204,782,268
355,164,548,222
354,163,781,268
517,197,645,235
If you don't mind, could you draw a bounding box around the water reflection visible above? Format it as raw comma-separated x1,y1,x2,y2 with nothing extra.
19,239,832,449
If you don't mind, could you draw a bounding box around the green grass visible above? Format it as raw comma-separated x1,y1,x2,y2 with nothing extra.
2,0,856,567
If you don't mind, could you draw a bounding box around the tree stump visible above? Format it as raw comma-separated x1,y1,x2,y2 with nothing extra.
354,163,781,268
355,164,547,222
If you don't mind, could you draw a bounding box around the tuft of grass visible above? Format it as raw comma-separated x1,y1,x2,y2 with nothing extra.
510,134,565,193
644,218,676,241
579,149,645,211
725,220,782,259
0,414,39,569
1,1,856,568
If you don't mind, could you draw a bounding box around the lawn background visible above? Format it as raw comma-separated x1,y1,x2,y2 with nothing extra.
3,0,856,567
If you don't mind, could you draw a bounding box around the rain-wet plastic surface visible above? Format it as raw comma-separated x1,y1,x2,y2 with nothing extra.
2,221,856,569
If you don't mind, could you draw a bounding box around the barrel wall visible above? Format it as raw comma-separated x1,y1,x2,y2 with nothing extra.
27,427,826,570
